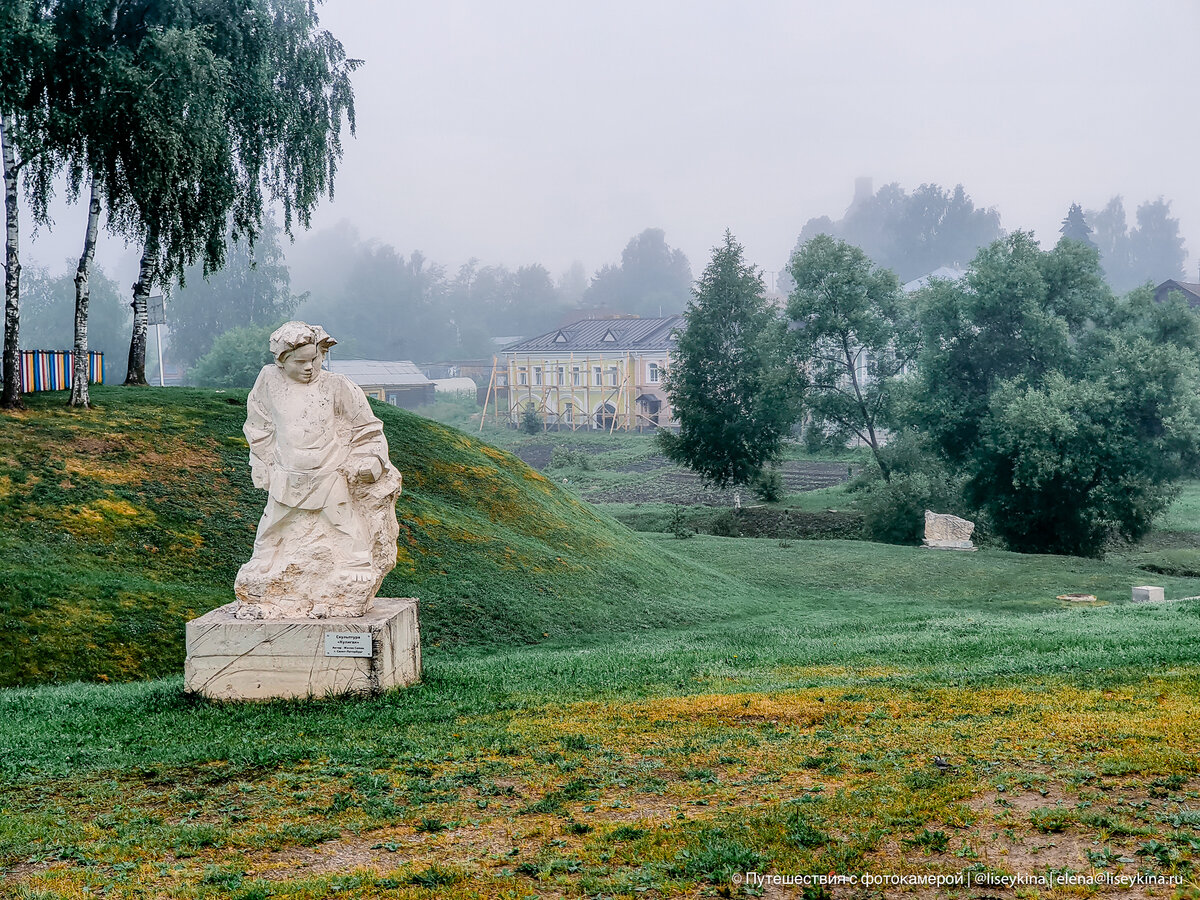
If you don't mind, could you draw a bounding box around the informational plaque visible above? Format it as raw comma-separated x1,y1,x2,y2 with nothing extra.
324,632,373,657
147,294,166,325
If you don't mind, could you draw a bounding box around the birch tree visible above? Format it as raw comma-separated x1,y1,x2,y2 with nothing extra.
119,0,360,384
0,0,55,410
41,0,356,392
68,183,100,406
0,114,21,409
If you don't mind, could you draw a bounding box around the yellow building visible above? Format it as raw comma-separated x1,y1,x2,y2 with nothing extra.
484,316,682,431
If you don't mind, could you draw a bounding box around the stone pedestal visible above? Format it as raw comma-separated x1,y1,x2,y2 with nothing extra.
184,598,420,700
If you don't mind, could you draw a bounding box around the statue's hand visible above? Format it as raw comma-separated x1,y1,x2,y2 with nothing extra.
354,457,383,484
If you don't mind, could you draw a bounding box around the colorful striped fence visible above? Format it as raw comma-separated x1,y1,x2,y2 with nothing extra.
19,350,105,392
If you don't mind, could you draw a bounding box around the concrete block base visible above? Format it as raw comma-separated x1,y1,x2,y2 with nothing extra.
184,598,421,700
1132,585,1165,604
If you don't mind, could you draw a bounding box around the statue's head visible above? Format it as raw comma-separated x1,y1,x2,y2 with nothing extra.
270,321,337,385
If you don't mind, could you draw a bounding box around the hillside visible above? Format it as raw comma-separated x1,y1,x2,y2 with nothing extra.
0,387,738,687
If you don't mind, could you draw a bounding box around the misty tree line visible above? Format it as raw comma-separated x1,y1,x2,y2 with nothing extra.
781,183,1189,291
13,179,1191,392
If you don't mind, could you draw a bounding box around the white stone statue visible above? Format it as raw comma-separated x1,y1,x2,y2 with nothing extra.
234,321,403,619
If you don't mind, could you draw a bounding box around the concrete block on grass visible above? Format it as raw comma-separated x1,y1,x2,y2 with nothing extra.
1131,585,1165,604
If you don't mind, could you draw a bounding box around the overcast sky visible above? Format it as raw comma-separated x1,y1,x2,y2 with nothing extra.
25,0,1200,288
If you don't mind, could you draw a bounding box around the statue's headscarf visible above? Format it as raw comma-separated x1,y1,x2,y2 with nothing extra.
269,321,337,362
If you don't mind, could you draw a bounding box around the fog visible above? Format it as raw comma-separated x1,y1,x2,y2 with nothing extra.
22,0,1200,288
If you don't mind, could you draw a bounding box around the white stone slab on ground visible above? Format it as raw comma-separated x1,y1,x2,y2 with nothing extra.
184,598,420,700
1131,586,1165,604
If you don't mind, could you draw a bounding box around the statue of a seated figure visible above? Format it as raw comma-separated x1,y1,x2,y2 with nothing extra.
234,321,403,619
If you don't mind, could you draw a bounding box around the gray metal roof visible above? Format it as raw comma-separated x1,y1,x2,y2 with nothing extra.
503,316,683,353
903,266,966,293
325,359,433,387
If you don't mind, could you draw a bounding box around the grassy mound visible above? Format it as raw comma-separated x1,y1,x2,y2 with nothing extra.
0,387,737,687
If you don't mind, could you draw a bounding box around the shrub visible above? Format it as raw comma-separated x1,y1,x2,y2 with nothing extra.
520,403,542,434
854,432,969,545
187,323,277,388
751,467,784,502
669,506,694,539
709,510,740,537
548,446,590,470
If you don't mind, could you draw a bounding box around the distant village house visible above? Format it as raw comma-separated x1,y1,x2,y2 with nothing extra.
487,316,682,431
324,359,435,409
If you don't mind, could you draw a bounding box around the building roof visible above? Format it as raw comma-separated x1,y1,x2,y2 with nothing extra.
903,266,966,293
1155,280,1200,307
325,359,433,387
433,376,478,394
502,316,683,354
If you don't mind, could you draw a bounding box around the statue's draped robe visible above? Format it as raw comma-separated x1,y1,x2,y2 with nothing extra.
234,365,402,618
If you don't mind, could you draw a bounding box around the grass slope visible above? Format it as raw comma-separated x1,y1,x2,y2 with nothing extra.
2,537,1200,897
0,387,740,687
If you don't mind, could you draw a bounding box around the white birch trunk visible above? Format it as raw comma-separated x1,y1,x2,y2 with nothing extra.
124,243,154,385
69,182,101,408
1,112,22,409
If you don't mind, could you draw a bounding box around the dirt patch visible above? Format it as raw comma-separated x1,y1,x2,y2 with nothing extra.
514,443,554,470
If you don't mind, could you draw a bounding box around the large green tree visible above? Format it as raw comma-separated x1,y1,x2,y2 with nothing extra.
909,232,1107,463
907,232,1200,556
787,234,916,478
41,0,235,404
659,231,803,496
120,0,359,387
40,0,357,398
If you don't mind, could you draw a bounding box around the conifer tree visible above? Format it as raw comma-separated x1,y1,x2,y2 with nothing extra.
1059,203,1096,248
658,231,803,496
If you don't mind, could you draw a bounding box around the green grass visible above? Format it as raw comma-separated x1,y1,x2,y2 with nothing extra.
5,390,1200,897
1155,479,1200,531
2,536,1200,896
0,386,747,686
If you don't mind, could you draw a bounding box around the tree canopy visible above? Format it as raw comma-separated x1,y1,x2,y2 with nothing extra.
584,228,693,317
1059,203,1095,247
658,231,803,492
167,216,296,370
1087,196,1187,293
785,182,1003,286
786,234,915,477
903,232,1200,555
